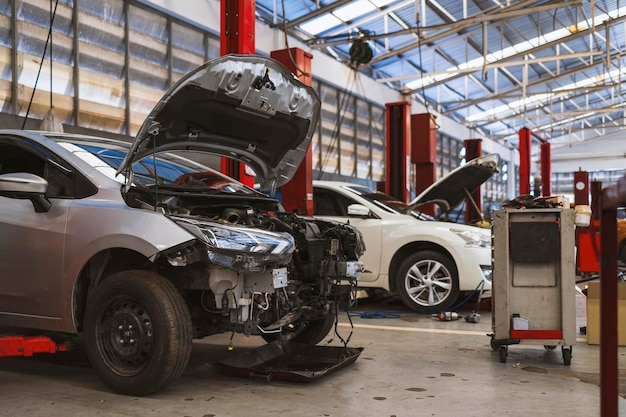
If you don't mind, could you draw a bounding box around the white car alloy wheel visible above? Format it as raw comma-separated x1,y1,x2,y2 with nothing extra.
395,251,460,313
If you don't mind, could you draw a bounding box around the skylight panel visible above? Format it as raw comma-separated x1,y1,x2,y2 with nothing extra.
369,0,396,6
334,0,376,21
300,13,343,35
465,67,626,123
406,7,626,91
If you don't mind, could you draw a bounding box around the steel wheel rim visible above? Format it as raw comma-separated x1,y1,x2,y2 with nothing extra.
404,259,453,307
95,296,155,376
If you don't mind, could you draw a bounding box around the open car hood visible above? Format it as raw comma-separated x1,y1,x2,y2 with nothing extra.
406,153,500,215
117,54,320,191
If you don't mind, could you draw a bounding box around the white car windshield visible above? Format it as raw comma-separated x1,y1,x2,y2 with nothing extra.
342,184,435,220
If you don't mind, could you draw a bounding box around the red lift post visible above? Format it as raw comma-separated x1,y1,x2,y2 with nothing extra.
574,171,601,275
518,127,551,197
411,113,437,214
464,138,483,223
384,102,412,203
219,0,255,187
271,48,314,215
599,173,626,417
518,128,532,195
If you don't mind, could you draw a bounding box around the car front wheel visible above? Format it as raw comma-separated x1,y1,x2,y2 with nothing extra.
83,270,193,396
395,250,459,313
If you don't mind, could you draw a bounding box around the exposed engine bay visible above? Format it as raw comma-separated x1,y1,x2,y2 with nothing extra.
126,186,365,343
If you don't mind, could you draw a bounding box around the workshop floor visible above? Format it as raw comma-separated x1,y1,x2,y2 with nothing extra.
1,291,624,417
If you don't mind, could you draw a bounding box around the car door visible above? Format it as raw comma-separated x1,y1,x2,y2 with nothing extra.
0,137,74,322
313,187,383,282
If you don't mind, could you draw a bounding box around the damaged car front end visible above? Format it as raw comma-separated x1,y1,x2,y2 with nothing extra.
0,54,364,395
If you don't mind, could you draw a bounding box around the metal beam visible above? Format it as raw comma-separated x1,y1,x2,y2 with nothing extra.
377,51,603,83
72,0,80,125
315,0,415,40
476,107,626,124
442,48,626,114
363,0,576,68
404,12,626,94
123,0,131,135
11,0,18,115
281,0,353,30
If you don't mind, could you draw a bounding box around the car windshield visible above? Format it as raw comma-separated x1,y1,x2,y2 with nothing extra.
340,185,407,212
53,136,257,195
340,184,435,220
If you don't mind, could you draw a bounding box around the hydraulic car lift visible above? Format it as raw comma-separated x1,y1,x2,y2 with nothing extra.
0,335,67,357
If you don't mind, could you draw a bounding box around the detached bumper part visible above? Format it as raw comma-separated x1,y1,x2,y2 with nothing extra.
216,339,363,382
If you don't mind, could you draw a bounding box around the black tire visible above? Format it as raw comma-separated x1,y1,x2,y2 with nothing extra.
395,250,460,313
499,346,508,363
262,312,336,345
562,347,572,366
83,270,193,396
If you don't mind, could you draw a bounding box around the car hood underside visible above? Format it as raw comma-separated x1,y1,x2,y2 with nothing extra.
117,54,320,191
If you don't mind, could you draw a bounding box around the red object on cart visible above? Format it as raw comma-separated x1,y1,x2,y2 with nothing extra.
0,335,67,357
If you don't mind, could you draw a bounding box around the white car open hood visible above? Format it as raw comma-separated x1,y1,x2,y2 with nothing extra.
117,54,320,191
406,153,500,215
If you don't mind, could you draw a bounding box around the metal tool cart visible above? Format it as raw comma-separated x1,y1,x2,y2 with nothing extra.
491,207,577,365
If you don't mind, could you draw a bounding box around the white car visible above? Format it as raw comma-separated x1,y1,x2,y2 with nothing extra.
313,153,500,313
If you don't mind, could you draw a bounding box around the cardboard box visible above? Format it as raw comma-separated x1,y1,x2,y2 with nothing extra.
586,282,626,345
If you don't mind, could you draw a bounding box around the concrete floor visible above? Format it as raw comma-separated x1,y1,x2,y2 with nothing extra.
1,293,625,417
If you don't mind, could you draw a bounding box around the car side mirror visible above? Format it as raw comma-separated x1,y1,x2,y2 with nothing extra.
0,172,51,213
347,204,370,217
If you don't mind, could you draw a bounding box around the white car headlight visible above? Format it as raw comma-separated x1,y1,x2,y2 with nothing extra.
450,228,491,248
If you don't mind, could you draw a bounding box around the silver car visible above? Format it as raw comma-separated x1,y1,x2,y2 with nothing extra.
0,55,364,395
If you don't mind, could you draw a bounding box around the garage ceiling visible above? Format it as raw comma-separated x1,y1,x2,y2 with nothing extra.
254,0,626,154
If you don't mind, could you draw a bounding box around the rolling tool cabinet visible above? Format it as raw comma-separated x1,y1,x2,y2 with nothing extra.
491,208,577,365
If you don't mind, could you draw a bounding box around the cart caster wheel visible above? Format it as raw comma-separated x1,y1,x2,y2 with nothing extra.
544,345,556,351
499,346,508,363
490,338,497,351
562,347,572,365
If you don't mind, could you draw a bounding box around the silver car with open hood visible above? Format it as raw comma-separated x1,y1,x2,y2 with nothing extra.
0,55,365,395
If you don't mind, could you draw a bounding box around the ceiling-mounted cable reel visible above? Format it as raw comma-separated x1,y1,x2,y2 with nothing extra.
349,39,373,65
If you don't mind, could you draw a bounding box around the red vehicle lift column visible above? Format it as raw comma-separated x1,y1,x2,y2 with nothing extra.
518,128,531,195
411,113,437,214
574,170,597,275
518,127,551,196
540,141,551,196
464,138,482,223
385,102,412,203
219,0,255,187
599,172,626,417
271,48,314,215
579,180,602,275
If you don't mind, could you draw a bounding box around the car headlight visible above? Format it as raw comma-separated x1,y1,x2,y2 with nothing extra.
174,218,295,272
450,228,491,248
201,223,294,255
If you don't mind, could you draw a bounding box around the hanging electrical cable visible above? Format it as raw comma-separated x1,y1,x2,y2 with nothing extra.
280,0,310,78
415,7,431,116
22,0,63,132
316,68,359,177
